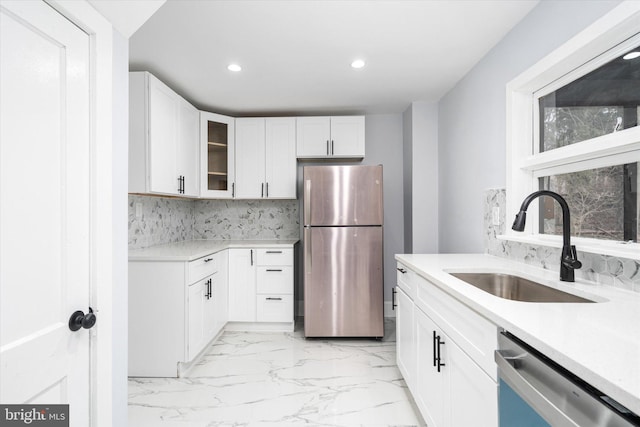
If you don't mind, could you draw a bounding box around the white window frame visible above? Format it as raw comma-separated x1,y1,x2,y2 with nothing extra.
503,1,640,261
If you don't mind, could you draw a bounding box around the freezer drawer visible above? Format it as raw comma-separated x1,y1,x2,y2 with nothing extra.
304,226,383,337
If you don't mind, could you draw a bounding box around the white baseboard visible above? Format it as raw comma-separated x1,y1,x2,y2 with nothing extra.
225,321,294,333
296,301,396,318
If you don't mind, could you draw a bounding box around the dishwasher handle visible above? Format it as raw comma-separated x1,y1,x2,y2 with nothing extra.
495,350,580,427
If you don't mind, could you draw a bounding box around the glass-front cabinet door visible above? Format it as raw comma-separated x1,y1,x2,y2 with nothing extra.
200,111,235,198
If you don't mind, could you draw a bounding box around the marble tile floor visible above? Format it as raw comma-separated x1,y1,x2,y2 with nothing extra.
128,318,426,427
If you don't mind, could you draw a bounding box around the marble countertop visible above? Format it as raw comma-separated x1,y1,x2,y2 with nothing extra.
395,253,640,415
129,239,299,261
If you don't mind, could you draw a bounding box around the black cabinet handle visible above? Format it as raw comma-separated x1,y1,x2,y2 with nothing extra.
266,250,282,254
177,176,184,194
250,249,253,266
205,278,212,299
261,183,264,198
392,288,397,310
266,269,282,272
326,140,329,155
436,333,445,372
204,258,213,263
266,297,282,301
397,267,407,274
331,140,334,155
433,330,438,368
232,182,235,198
266,182,269,198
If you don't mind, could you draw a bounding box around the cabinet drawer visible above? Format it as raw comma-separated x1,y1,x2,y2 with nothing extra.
188,253,218,284
256,248,292,266
256,294,293,323
415,276,498,380
396,262,417,299
257,266,293,294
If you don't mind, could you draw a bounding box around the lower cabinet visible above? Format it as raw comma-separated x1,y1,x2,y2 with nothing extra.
228,247,294,328
187,250,228,360
395,286,416,391
129,251,227,377
129,245,293,377
228,248,257,321
396,262,498,427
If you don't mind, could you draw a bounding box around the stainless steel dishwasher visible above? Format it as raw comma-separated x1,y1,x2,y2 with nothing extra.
496,331,640,427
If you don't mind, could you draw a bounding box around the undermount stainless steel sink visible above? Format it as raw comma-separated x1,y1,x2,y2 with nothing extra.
449,273,595,303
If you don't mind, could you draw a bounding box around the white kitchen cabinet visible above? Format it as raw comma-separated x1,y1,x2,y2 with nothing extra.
129,71,199,197
201,111,235,198
228,248,257,321
129,251,227,377
255,248,294,323
296,116,365,158
228,247,294,329
395,286,416,392
187,275,210,360
235,117,296,199
415,308,447,427
396,262,498,427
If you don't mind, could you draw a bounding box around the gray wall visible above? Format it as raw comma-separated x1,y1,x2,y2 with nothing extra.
403,102,439,254
362,114,405,305
402,106,413,253
437,0,622,253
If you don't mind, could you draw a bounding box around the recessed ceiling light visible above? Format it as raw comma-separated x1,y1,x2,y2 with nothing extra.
351,59,365,69
227,64,242,72
623,51,640,60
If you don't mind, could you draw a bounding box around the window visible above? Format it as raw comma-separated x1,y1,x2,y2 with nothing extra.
505,4,640,259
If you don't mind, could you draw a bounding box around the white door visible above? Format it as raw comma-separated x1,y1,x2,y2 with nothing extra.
265,117,296,198
0,0,92,422
330,116,365,157
296,116,330,157
395,287,416,392
177,98,199,197
227,249,256,321
415,308,446,427
148,74,179,195
235,118,265,199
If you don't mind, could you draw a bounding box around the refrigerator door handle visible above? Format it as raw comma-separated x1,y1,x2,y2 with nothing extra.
304,179,311,225
304,227,312,271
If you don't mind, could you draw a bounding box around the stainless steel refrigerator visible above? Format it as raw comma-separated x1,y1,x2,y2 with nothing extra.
303,165,384,338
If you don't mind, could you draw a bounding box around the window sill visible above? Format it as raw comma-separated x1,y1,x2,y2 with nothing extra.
497,233,640,261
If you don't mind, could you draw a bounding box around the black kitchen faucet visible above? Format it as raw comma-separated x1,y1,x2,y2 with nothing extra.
512,190,582,282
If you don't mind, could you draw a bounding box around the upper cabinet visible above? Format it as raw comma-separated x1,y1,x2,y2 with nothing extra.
296,116,365,159
235,117,296,199
129,72,200,197
200,112,235,199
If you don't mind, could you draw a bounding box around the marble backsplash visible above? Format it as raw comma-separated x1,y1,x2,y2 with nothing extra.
194,199,299,240
129,195,195,249
128,195,299,249
484,188,640,292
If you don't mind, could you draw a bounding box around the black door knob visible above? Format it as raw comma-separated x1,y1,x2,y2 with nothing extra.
69,307,97,331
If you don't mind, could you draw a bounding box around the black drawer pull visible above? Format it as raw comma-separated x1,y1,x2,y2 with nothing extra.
204,258,214,263
396,267,407,274
266,297,282,301
266,250,283,254
266,269,283,272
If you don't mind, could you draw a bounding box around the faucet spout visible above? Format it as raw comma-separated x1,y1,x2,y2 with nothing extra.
511,190,581,282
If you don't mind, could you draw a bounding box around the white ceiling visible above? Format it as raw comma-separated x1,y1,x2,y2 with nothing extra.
129,0,538,116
